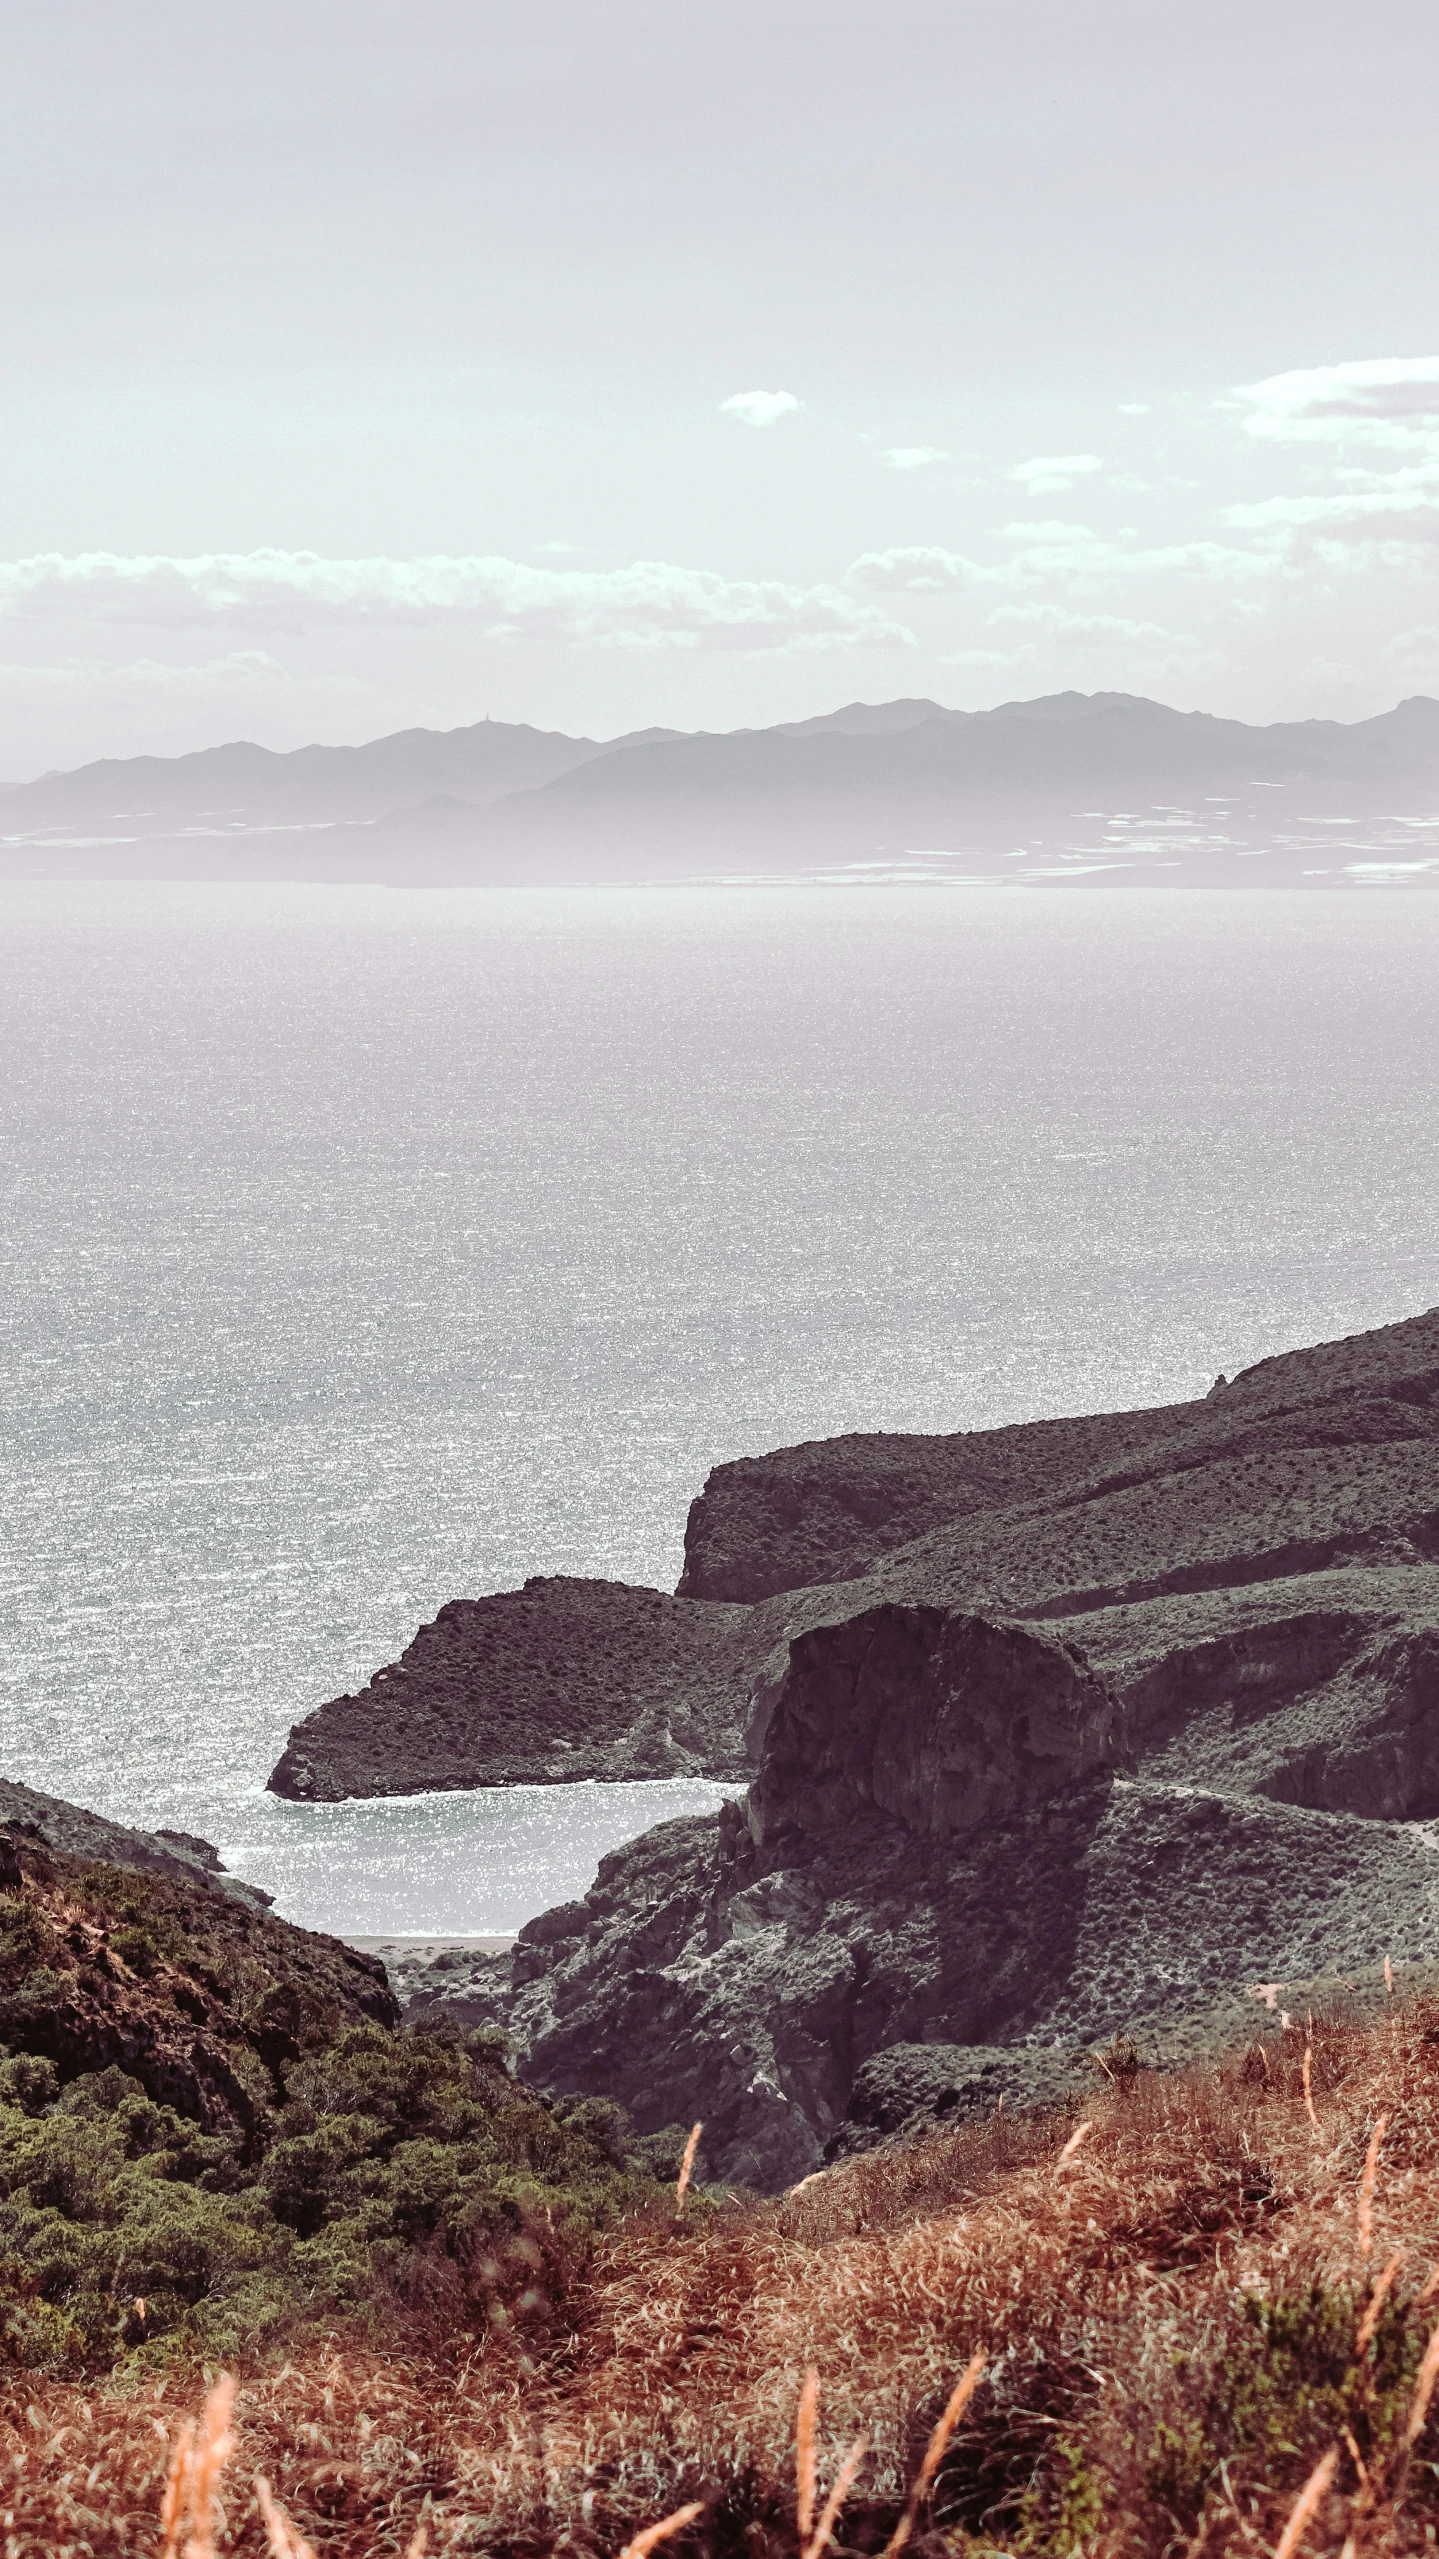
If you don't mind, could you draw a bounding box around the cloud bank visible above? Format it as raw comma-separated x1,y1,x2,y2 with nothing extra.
0,551,903,652
1239,358,1439,448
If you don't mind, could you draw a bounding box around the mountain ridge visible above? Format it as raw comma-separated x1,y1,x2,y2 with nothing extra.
4,690,1438,886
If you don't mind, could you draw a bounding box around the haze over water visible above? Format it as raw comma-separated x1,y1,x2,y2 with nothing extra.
2,879,1437,1933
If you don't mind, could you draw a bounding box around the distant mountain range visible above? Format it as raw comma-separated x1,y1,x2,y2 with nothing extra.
4,690,1438,887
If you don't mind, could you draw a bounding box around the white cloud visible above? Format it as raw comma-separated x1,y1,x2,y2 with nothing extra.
880,446,948,470
844,546,981,594
1238,358,1439,449
1117,403,1150,416
718,389,801,427
999,521,1274,586
1223,472,1439,534
0,549,905,654
1006,453,1103,494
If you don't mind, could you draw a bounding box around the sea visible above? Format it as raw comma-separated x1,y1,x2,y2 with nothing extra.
2,879,1437,1938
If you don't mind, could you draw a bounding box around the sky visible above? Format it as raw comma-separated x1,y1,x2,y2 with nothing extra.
2,0,1438,776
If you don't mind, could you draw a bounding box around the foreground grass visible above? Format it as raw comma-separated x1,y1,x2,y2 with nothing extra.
9,1989,1439,2552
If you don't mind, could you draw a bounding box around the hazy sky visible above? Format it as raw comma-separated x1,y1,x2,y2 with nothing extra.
3,0,1438,772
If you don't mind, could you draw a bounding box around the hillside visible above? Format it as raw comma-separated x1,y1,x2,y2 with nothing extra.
13,1988,1439,2553
0,1818,665,2376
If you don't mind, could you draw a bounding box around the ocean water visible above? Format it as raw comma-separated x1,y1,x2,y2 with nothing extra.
2,879,1438,1933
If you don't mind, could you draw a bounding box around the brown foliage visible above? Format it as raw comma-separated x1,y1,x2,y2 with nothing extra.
12,1991,1439,2552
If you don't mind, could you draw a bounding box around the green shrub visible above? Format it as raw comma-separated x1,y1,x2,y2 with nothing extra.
1146,2279,1424,2531
0,2023,656,2376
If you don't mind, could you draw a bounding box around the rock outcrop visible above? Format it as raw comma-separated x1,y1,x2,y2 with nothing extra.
748,1605,1122,1850
427,1626,1439,2187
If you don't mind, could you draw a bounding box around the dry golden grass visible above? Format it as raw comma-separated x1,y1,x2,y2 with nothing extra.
14,1992,1439,2552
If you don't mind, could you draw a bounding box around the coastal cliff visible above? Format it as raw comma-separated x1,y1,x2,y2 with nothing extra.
419,1596,1439,2188
387,1304,1439,2185
271,1304,1439,1805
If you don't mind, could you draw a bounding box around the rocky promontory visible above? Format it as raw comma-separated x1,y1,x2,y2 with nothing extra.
270,1574,758,1798
273,1304,1439,1804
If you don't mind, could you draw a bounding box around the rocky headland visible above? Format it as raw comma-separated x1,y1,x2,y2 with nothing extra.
274,1305,1439,1810
269,1575,757,1796
350,1303,1439,2187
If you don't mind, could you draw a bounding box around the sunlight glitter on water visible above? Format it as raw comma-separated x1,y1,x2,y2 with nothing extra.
215,1779,737,1937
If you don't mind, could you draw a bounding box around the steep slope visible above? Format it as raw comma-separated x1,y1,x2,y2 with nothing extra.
0,1777,273,1908
0,1816,659,2373
0,1814,394,2138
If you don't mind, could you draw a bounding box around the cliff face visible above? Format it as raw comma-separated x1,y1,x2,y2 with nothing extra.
748,1606,1121,1850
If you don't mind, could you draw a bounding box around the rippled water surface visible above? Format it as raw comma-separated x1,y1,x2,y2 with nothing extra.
2,881,1437,1930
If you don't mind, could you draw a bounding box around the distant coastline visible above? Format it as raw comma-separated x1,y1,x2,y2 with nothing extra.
4,688,1438,888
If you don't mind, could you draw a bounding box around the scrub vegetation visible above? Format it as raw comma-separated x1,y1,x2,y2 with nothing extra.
0,1838,662,2380
8,1836,1439,2553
